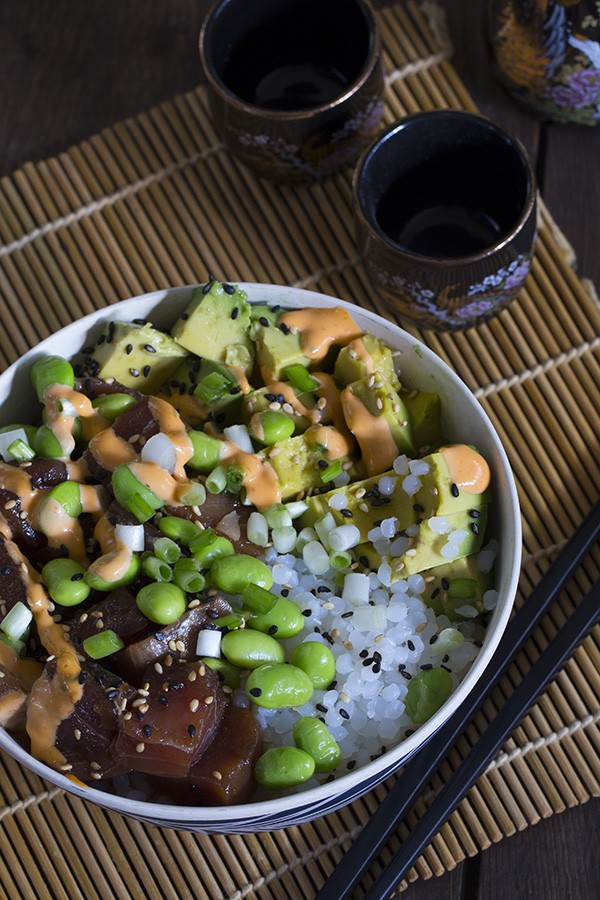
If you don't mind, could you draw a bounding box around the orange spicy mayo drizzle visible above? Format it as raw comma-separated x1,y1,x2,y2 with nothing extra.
313,373,356,451
88,514,134,583
304,425,352,460
220,441,281,510
341,387,398,476
346,338,374,374
279,307,364,362
43,384,109,456
440,444,491,494
4,540,82,768
34,496,88,564
149,396,194,479
87,427,136,470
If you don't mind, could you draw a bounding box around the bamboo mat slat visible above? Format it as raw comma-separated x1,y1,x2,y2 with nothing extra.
0,2,598,898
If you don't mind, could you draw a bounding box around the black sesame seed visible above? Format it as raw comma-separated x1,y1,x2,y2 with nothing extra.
231,307,239,320
170,682,185,691
373,651,382,662
0,565,10,576
431,587,440,599
97,334,106,345
143,724,152,739
429,634,439,644
281,589,290,597
340,508,353,518
249,687,262,697
359,556,370,567
317,459,329,469
144,344,157,353
317,585,331,593
441,664,452,673
420,663,433,670
181,312,189,320
302,609,311,617
316,703,327,713
202,282,212,294
347,760,356,770
143,365,151,378
268,625,278,635
469,508,481,518
318,716,326,724
82,346,94,355
413,503,424,512
223,283,236,294
372,663,381,674
158,695,169,706
451,482,459,497
132,318,147,325
135,710,145,721
230,386,241,395
405,729,415,737
259,316,270,327
442,654,450,663
78,670,89,684
407,640,415,651
362,657,374,667
129,368,140,378
339,708,350,720
398,663,406,671
470,522,480,535
279,323,290,335
400,669,412,680
359,649,368,659
473,639,483,648
322,631,334,645
441,578,450,591
341,611,354,618
187,724,196,737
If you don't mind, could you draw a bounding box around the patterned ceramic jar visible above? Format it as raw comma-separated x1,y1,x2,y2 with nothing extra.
487,0,600,125
199,0,384,183
352,111,538,332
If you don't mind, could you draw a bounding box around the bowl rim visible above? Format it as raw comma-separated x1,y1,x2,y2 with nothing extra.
0,282,521,825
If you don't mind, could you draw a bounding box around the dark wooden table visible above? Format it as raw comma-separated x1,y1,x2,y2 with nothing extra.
1,3,598,898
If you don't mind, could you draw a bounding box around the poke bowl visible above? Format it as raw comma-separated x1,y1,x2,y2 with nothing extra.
0,282,521,833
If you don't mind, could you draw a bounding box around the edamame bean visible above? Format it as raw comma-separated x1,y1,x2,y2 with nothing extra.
42,558,91,607
248,597,304,639
251,411,295,446
91,392,137,422
292,716,341,773
289,641,336,689
209,554,273,594
245,663,314,708
31,355,74,401
404,667,453,724
190,530,234,567
136,582,187,625
85,553,141,592
33,424,64,458
187,431,223,472
221,629,284,669
158,516,201,546
201,656,241,688
254,746,315,790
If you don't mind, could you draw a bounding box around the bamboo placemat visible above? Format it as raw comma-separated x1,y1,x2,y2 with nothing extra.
0,2,598,897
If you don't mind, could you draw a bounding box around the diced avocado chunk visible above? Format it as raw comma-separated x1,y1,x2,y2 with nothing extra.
403,391,443,452
421,555,494,620
392,506,488,578
254,320,309,384
261,435,350,501
413,451,492,519
347,376,416,459
334,334,401,391
250,303,279,328
171,281,254,374
82,321,188,392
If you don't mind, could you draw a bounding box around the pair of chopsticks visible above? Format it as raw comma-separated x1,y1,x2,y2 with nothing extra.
316,500,600,900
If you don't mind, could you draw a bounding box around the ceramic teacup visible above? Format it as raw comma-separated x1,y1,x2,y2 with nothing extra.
352,110,538,331
199,0,384,183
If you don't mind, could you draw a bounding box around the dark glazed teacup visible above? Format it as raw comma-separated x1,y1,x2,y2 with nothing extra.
199,0,384,184
352,110,538,331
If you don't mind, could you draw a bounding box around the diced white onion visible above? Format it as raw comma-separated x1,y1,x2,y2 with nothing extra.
141,433,177,473
247,511,269,546
302,541,330,575
328,524,361,551
314,512,336,549
0,428,30,462
341,572,371,605
223,424,254,454
216,510,241,541
295,527,318,552
196,631,222,658
332,471,350,487
115,523,145,552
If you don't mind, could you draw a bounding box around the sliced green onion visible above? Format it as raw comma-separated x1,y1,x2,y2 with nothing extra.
189,528,217,556
153,537,181,564
7,439,35,462
194,371,233,405
320,460,342,484
0,601,33,641
295,526,318,552
173,558,205,593
285,500,309,520
127,492,157,523
83,629,125,660
329,549,352,570
206,465,228,494
247,511,269,547
284,364,318,393
142,555,173,582
225,464,244,494
158,516,201,546
241,583,278,615
265,504,292,529
180,482,206,507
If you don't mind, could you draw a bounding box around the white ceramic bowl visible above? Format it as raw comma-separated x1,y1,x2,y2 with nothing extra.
0,284,521,833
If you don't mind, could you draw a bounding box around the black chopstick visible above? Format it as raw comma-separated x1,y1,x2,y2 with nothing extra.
316,501,600,900
364,575,600,899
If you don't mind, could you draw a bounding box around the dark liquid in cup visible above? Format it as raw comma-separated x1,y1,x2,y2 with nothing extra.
376,149,508,258
252,63,349,110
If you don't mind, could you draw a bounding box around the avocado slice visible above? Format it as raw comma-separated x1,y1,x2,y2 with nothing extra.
421,554,494,620
402,391,443,453
346,376,416,459
334,334,401,391
171,281,254,375
82,321,188,393
392,506,488,578
261,434,352,501
413,450,493,518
